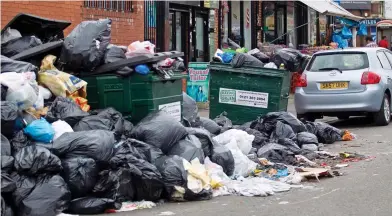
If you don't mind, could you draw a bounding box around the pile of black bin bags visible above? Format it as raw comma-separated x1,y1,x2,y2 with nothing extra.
0,93,344,216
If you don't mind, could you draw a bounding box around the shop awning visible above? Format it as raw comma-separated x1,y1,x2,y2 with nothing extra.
299,0,363,21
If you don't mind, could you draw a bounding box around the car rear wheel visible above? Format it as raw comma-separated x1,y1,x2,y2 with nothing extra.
297,114,315,122
373,94,391,126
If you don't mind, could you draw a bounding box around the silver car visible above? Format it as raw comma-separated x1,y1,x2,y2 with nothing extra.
295,47,392,126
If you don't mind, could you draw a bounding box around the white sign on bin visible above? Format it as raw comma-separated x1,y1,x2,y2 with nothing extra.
219,88,269,108
159,101,182,122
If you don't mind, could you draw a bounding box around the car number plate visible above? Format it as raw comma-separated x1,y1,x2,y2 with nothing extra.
320,82,348,90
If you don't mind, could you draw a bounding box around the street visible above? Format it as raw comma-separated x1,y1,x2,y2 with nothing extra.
100,100,392,216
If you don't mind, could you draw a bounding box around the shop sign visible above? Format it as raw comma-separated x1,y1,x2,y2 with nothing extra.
219,88,269,108
187,62,210,104
360,19,381,26
339,1,371,10
204,0,218,9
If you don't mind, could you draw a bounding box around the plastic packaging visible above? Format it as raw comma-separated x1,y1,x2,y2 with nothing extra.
126,41,155,57
225,138,257,177
204,157,231,189
213,129,254,155
24,118,55,143
51,120,74,140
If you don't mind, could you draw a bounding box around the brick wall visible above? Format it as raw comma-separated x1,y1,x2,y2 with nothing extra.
1,1,145,46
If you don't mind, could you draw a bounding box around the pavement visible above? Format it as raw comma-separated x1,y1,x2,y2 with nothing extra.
99,98,392,216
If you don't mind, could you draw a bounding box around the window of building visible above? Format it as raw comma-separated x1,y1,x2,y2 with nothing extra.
319,15,327,45
83,1,133,12
287,1,296,47
263,2,275,43
308,8,317,46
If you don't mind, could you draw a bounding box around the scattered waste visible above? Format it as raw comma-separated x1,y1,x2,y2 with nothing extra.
115,201,156,212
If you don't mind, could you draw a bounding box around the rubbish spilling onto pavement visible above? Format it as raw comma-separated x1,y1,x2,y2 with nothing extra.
0,14,366,216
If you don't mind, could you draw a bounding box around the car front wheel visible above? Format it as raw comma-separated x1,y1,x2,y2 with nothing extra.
373,94,391,126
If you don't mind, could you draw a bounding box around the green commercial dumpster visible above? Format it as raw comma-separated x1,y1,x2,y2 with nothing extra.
83,72,186,124
209,62,291,125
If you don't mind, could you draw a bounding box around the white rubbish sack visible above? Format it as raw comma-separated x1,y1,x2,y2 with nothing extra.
213,129,254,155
204,157,231,189
52,120,74,140
225,138,257,177
0,72,39,110
226,177,291,197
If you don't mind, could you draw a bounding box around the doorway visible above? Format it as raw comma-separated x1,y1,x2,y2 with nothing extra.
169,9,189,64
191,10,209,62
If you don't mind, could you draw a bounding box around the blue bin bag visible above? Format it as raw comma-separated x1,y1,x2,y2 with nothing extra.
219,52,235,63
24,118,55,143
135,64,150,75
341,26,353,39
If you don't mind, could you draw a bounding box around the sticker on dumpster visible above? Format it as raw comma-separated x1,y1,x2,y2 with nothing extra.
159,101,182,121
219,88,269,108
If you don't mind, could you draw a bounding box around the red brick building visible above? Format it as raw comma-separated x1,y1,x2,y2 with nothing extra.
1,1,145,46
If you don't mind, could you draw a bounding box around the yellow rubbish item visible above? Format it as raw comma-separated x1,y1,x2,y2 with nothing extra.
38,55,87,98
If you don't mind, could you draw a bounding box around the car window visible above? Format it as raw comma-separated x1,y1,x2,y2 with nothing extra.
307,52,369,71
376,52,392,70
384,51,392,66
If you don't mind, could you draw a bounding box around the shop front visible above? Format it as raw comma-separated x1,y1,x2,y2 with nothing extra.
168,1,217,65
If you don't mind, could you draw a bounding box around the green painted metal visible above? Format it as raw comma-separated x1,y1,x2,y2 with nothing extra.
83,72,186,124
209,62,291,125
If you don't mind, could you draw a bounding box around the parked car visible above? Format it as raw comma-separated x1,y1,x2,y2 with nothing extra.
295,47,392,126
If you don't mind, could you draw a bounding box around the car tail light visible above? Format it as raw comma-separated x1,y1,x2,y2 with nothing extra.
361,72,381,85
296,74,307,87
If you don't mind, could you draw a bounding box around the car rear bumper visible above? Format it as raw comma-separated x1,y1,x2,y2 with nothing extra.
294,85,384,114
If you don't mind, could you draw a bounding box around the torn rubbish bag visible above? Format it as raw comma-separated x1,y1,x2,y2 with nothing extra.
60,19,112,73
130,111,188,154
12,174,71,216
66,197,118,215
213,112,233,131
51,130,115,162
1,55,37,73
154,155,188,198
45,96,89,127
14,145,62,175
168,135,205,163
61,157,98,198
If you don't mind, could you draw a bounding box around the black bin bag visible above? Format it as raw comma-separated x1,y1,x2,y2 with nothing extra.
1,196,14,216
131,111,188,154
154,155,188,198
297,132,318,147
270,48,305,72
45,96,89,127
67,197,118,215
60,19,112,73
305,122,342,144
182,92,199,127
1,36,43,57
104,45,133,75
210,144,235,176
10,130,31,153
12,174,71,216
1,55,37,73
186,128,216,158
51,130,115,163
14,145,62,176
125,138,164,164
199,117,221,135
270,121,296,142
1,173,16,193
168,135,205,163
115,168,135,202
231,53,264,68
1,134,11,156
92,170,120,200
61,157,98,198
1,155,14,173
260,112,306,134
1,101,18,139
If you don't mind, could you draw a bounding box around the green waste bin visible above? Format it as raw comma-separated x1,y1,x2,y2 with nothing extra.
209,62,291,125
83,72,186,124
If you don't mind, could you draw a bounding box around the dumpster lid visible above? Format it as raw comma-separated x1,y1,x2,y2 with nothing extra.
1,13,71,42
10,41,63,61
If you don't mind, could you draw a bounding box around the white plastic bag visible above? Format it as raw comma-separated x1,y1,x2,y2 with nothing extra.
126,41,155,57
183,158,211,194
213,129,254,155
0,72,39,110
225,138,257,177
204,157,231,189
51,120,74,140
264,62,278,69
39,86,53,100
